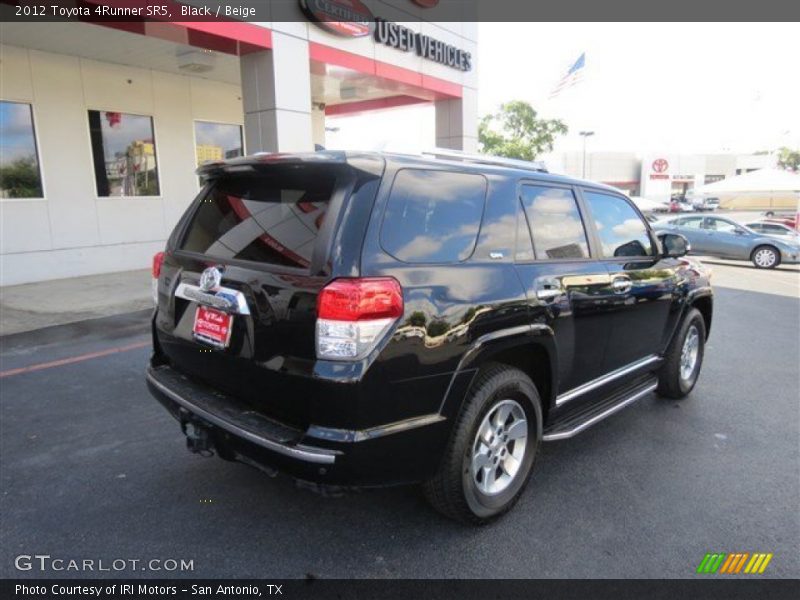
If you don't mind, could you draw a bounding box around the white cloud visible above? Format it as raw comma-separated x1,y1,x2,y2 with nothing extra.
612,218,646,238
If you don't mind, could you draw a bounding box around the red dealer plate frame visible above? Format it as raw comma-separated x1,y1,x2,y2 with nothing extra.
192,306,233,348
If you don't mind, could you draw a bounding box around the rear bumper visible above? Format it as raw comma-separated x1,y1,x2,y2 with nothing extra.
146,364,449,486
147,366,337,464
780,251,800,264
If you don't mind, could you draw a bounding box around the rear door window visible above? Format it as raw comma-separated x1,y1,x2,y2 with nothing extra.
180,167,337,270
583,191,654,257
704,217,737,233
521,185,589,259
380,169,487,263
676,216,704,229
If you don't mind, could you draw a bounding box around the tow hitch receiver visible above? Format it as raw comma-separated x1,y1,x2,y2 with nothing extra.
181,415,214,456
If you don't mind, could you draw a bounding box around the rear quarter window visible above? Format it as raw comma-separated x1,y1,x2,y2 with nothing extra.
380,169,487,264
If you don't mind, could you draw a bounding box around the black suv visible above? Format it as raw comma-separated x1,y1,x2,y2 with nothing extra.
147,151,712,523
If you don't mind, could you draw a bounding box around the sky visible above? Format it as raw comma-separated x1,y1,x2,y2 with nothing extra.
0,101,38,165
195,121,243,153
327,22,800,157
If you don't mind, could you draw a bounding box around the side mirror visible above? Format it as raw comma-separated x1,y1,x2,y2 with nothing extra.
734,228,747,235
658,232,690,258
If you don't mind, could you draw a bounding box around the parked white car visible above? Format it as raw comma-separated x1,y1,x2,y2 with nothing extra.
690,197,720,211
630,196,670,213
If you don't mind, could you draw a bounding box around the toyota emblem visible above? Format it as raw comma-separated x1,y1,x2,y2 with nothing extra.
199,267,222,292
652,158,669,173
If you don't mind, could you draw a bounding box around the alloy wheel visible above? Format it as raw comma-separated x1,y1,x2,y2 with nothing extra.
471,399,528,496
680,324,700,382
754,248,777,268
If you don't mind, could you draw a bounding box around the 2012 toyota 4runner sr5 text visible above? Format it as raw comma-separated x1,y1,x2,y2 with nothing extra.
147,150,712,523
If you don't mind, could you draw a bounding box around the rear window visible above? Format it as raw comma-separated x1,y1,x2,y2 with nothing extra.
381,169,487,263
180,167,337,269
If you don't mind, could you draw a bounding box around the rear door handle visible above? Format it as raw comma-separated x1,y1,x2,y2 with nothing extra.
536,288,562,301
612,277,632,294
535,277,563,301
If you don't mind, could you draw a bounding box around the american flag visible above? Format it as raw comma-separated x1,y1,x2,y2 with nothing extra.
549,53,586,99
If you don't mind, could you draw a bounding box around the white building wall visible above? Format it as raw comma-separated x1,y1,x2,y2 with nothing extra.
1,16,478,285
560,152,639,184
0,45,243,285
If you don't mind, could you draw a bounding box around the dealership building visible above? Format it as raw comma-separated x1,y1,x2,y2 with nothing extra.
0,2,478,285
554,151,774,202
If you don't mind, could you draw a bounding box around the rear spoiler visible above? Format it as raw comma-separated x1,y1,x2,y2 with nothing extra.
196,151,351,180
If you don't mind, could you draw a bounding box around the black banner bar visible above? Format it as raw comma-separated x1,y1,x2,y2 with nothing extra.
3,579,800,600
1,0,799,23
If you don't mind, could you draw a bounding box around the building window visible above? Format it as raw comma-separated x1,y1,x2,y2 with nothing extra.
0,101,43,199
195,121,243,165
88,110,159,197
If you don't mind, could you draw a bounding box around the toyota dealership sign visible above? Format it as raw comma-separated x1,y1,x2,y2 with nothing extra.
300,0,375,38
300,0,472,70
650,158,670,179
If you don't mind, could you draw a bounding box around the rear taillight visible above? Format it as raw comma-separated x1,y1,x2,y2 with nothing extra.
152,251,166,304
152,251,165,278
316,278,403,360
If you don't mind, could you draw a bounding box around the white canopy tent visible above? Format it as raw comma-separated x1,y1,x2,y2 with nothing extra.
693,168,800,195
691,168,800,211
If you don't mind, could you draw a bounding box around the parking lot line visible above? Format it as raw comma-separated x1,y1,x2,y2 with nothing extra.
0,340,149,379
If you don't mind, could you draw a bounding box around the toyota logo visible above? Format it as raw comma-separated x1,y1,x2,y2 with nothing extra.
199,267,222,292
652,158,669,173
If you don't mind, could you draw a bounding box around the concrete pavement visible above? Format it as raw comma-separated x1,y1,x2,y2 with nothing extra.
0,269,151,336
1,285,797,578
698,258,800,298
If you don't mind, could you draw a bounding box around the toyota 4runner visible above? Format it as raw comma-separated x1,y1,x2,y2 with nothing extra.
147,150,712,523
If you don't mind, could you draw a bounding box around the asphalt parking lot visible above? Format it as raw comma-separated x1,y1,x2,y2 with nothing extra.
1,263,798,579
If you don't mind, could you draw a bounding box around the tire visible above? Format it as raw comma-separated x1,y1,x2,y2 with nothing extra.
657,308,706,399
751,245,780,269
423,364,543,524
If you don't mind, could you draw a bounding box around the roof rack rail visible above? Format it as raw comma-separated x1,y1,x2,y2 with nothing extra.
422,148,548,173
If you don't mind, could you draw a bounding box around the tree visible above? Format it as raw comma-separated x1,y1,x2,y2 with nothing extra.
0,156,43,198
478,100,568,161
777,147,800,172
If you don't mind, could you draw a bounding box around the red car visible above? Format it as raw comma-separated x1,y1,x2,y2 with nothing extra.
763,215,798,230
762,209,799,230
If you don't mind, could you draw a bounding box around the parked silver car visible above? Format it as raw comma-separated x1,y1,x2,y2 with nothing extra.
654,215,800,269
745,221,800,242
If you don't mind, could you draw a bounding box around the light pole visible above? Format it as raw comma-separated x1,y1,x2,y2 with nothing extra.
579,131,595,178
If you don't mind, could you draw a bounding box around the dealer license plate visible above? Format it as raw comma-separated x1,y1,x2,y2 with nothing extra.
192,306,233,348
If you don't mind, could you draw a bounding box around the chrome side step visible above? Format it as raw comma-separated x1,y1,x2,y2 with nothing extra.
555,354,660,406
543,376,658,442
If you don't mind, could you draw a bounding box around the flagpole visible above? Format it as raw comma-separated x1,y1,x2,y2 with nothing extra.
580,131,594,178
